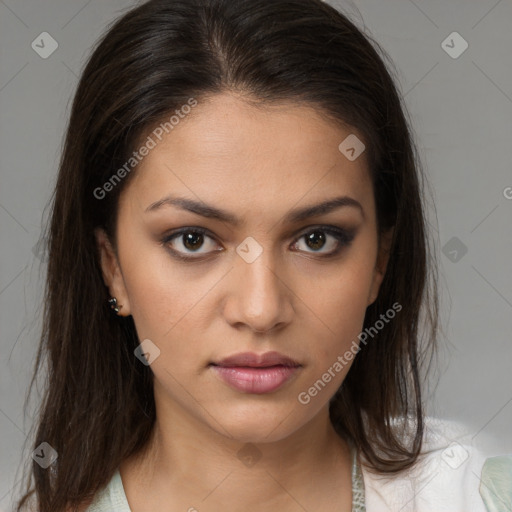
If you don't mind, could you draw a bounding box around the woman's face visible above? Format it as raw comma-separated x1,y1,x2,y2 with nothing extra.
97,92,391,443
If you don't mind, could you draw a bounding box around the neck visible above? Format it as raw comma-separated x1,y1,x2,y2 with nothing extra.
121,392,353,510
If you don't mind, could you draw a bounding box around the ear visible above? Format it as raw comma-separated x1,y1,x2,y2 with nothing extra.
367,227,394,306
94,227,131,316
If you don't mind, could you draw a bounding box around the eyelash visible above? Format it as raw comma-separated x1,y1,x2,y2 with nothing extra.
160,225,356,262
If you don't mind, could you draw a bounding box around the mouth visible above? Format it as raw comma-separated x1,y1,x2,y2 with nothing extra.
209,351,302,394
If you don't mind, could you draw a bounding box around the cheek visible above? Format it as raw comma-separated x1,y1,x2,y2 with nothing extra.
118,241,230,370
303,257,375,356
118,240,198,340
306,283,367,362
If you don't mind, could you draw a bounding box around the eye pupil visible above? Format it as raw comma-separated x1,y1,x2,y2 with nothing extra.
305,231,326,251
183,232,204,251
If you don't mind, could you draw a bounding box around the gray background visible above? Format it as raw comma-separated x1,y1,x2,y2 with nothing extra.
1,0,511,509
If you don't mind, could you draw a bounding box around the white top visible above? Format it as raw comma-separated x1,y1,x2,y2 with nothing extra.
85,416,507,511
86,469,130,512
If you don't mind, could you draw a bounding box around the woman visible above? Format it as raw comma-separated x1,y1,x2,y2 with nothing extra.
15,0,510,511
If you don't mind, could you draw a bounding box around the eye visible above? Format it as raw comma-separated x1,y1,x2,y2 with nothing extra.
162,225,355,262
162,227,221,260
291,226,355,256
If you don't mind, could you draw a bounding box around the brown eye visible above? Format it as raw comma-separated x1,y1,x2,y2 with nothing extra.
162,225,355,262
304,231,327,251
162,227,220,259
182,231,205,251
292,226,355,256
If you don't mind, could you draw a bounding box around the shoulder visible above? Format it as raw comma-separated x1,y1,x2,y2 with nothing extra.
65,469,127,512
479,455,512,511
361,416,499,512
66,501,93,512
84,469,131,512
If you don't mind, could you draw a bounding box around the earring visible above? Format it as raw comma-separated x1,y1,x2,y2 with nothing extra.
108,297,123,314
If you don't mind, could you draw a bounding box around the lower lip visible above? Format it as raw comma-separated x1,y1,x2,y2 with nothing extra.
211,365,300,394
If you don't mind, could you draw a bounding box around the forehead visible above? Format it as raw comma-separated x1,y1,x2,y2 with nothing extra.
121,93,372,215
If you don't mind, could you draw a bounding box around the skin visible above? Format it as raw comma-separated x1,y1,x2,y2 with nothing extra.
95,92,393,512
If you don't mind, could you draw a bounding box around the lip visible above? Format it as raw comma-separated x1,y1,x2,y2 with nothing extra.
213,351,300,368
210,351,301,394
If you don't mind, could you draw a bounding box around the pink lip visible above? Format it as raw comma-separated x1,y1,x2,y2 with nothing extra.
210,351,301,394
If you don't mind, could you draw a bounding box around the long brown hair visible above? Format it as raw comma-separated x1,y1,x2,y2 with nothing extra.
15,0,439,510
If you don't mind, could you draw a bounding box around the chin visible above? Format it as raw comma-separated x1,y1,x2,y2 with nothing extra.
207,404,306,444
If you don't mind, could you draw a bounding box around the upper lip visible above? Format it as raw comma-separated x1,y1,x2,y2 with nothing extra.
212,351,301,368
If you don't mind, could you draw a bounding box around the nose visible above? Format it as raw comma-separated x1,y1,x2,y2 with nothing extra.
223,248,294,334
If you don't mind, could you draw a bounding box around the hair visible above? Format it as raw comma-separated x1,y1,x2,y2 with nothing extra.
15,0,439,510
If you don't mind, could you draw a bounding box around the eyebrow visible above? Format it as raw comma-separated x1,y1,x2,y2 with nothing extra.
144,194,364,225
